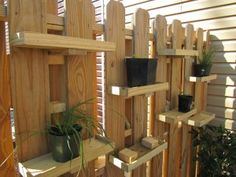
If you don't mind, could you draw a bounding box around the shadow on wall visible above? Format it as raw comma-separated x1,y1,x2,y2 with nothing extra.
207,34,236,130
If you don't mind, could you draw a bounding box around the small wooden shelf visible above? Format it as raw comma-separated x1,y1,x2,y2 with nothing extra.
188,74,217,82
185,112,215,127
10,32,116,52
18,138,114,177
49,101,66,114
157,49,199,56
109,139,167,172
0,5,7,21
125,129,132,137
158,108,197,124
109,82,169,98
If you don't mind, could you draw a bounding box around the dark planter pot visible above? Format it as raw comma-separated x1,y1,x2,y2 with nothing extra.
49,125,81,162
193,64,212,77
178,95,193,113
126,58,158,87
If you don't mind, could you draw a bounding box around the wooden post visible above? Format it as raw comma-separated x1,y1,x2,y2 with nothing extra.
132,8,149,177
181,24,194,177
0,1,16,176
9,0,50,161
65,0,97,176
151,15,168,177
105,1,125,177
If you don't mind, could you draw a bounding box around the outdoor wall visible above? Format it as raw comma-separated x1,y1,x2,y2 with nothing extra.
96,0,236,130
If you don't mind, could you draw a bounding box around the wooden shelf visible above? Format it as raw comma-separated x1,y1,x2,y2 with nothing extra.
188,74,217,82
125,129,132,137
18,138,114,177
185,112,215,127
49,101,66,114
158,108,197,124
0,5,7,21
109,82,169,98
157,49,199,56
109,139,167,172
10,32,116,52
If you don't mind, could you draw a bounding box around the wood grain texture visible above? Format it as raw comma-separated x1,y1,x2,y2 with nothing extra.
0,0,16,174
9,0,50,161
65,0,97,176
132,9,149,177
151,15,168,177
105,1,126,177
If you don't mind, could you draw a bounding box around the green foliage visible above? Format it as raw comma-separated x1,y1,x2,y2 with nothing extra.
192,125,236,177
198,47,215,66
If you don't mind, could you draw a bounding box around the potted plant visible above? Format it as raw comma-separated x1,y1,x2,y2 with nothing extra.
48,99,106,163
125,56,158,87
178,94,193,112
193,47,214,77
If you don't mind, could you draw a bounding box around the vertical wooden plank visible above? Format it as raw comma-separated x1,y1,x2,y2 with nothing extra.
65,0,97,176
132,8,149,177
0,0,16,175
181,24,194,177
168,20,184,177
105,1,125,177
9,0,50,161
151,15,168,177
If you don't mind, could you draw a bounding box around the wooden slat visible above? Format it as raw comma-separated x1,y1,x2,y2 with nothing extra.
210,74,236,86
0,4,6,21
18,138,114,177
105,1,126,177
207,95,236,108
132,9,149,177
210,29,236,41
11,32,116,52
185,112,215,127
151,15,168,177
49,101,66,114
212,52,236,63
109,140,167,172
109,82,169,98
125,129,132,137
157,49,199,56
208,85,236,97
0,1,16,175
211,64,236,75
207,106,236,120
158,108,197,124
189,74,217,82
9,0,50,161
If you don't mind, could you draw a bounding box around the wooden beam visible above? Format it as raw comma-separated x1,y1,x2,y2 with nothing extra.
18,138,114,177
189,74,217,82
109,82,169,98
49,101,66,114
11,32,116,52
157,49,199,56
185,112,215,127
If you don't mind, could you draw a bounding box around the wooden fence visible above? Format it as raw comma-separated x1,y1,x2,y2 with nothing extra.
0,0,216,177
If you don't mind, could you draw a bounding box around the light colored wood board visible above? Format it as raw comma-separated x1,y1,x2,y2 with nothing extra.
159,108,197,124
49,49,87,56
119,148,138,163
208,85,236,97
151,15,168,177
9,0,50,161
47,14,63,26
207,106,236,120
185,112,215,127
207,96,236,108
105,1,126,177
65,1,97,176
0,4,6,21
109,82,169,97
125,129,132,137
210,74,236,86
157,49,199,56
109,141,167,172
0,10,17,176
189,74,217,83
141,137,159,149
18,138,114,177
48,55,64,65
210,117,236,130
49,101,66,114
11,32,116,52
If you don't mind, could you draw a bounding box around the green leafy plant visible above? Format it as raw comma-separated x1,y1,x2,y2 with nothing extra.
192,125,236,177
197,47,215,66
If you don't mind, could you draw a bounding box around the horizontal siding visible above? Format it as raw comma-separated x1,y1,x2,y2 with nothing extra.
121,0,236,129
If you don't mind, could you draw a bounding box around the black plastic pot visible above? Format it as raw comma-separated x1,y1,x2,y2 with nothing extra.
49,125,81,162
125,58,158,87
178,95,193,113
193,64,212,77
